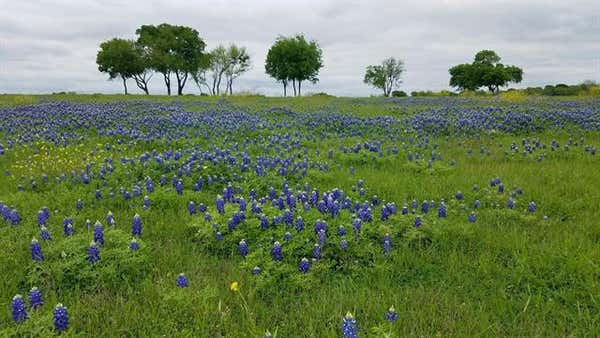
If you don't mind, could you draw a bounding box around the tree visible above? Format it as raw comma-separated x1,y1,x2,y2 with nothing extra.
265,34,323,96
224,44,251,95
363,57,404,97
136,23,206,95
96,38,148,94
449,50,523,93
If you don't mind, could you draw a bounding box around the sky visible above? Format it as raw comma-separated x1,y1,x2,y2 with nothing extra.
1,0,599,96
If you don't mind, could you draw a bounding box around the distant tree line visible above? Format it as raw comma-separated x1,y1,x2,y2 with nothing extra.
96,23,251,95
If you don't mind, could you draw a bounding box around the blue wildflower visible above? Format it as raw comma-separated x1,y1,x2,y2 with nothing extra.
456,191,463,200
88,241,100,264
40,226,51,241
132,214,142,237
474,200,480,209
438,203,447,218
340,238,349,251
299,257,310,273
468,212,477,223
342,312,358,338
176,273,188,288
53,303,69,331
30,238,44,262
385,306,398,322
239,239,248,257
252,266,261,275
188,201,196,215
528,201,536,213
383,233,392,254
272,241,283,261
129,238,139,251
312,243,322,259
12,295,28,324
414,216,422,228
93,221,104,246
29,287,43,310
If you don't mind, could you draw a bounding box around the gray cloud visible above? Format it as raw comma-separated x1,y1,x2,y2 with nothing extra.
0,0,599,96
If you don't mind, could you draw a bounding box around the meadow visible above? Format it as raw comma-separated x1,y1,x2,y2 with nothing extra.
0,94,599,337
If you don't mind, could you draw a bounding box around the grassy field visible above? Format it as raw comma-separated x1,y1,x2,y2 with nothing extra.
0,94,598,337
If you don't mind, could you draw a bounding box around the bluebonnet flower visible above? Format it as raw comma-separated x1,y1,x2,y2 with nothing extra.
188,201,196,215
216,196,225,214
106,211,115,226
143,195,151,209
88,241,100,264
299,258,310,273
456,191,463,200
295,216,304,232
383,233,392,254
528,201,536,213
340,238,349,251
421,200,429,214
239,239,248,257
507,198,515,209
438,203,447,218
401,206,408,215
177,273,189,288
385,306,398,322
337,225,346,236
252,266,261,275
468,212,477,223
129,238,139,251
414,216,422,228
29,287,43,310
272,241,283,261
474,200,480,209
40,226,51,241
10,208,20,225
313,243,322,259
284,232,292,241
76,199,83,210
198,203,207,213
12,295,27,323
473,184,479,191
132,214,142,237
352,218,362,235
317,229,326,247
93,221,104,246
95,189,102,200
175,180,183,195
315,219,327,234
31,238,44,262
411,199,418,210
342,312,358,338
37,209,47,226
53,303,69,331
498,184,504,193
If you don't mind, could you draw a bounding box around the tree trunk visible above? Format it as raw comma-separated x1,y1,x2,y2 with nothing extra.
283,82,287,97
298,81,302,96
163,73,171,96
122,76,128,95
292,79,297,97
228,78,233,95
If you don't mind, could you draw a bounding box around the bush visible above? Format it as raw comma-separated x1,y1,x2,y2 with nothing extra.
391,90,407,97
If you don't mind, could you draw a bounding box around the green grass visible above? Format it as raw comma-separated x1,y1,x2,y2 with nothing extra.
0,95,598,337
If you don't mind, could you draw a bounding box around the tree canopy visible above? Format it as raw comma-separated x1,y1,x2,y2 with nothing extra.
96,38,147,95
265,34,323,96
449,50,523,93
135,23,207,95
363,57,405,97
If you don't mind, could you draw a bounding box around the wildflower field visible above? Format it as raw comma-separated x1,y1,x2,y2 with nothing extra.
0,94,599,336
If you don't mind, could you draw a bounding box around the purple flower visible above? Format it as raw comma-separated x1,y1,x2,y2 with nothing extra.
252,266,261,275
528,201,536,213
29,287,43,310
88,241,100,264
474,200,480,209
385,306,398,322
421,200,429,214
507,198,515,209
383,233,392,254
176,273,189,288
295,216,305,232
143,196,150,209
272,241,283,261
215,232,223,241
30,238,44,262
106,211,115,226
12,295,28,324
188,201,196,215
283,232,292,241
299,258,310,273
342,312,358,338
216,196,225,214
76,199,83,210
132,214,142,237
414,216,422,228
456,191,463,200
10,208,20,225
312,243,321,259
317,229,326,247
53,303,69,331
340,238,349,251
40,226,51,241
337,225,346,236
129,238,139,251
468,212,477,223
93,221,104,246
239,239,248,257
438,203,447,218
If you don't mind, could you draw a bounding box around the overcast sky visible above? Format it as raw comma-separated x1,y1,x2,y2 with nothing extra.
1,0,599,96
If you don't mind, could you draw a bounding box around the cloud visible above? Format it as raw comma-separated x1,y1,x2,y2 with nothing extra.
0,0,599,95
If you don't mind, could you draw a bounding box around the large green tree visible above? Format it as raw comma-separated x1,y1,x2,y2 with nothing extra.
136,23,206,95
449,50,523,93
265,34,323,96
96,38,149,94
363,57,404,97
